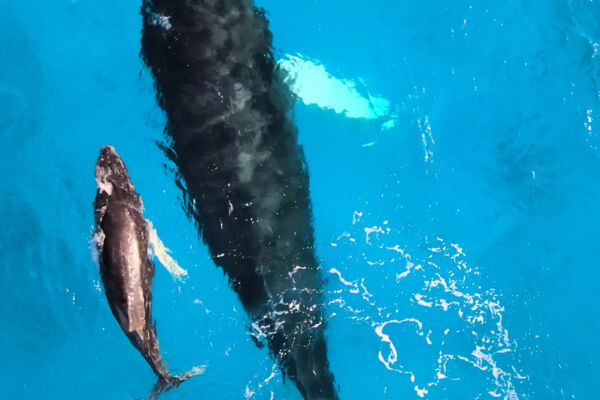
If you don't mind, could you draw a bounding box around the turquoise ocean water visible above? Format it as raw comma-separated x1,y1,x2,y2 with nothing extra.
1,1,599,399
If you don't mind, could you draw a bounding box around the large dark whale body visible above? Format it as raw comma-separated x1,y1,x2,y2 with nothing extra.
93,145,191,396
141,1,339,399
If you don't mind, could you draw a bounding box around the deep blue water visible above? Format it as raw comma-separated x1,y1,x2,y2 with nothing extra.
2,1,600,399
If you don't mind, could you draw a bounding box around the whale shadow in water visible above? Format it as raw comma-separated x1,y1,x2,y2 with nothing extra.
140,1,339,399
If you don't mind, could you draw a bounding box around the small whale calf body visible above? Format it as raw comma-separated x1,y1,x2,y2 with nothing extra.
93,145,197,397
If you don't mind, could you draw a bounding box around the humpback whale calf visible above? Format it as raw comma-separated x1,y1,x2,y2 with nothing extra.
93,145,199,398
141,1,339,399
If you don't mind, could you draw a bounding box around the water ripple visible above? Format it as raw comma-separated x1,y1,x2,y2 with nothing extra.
325,214,527,399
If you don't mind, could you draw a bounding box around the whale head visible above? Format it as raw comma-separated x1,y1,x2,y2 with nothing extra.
93,145,143,256
95,145,134,197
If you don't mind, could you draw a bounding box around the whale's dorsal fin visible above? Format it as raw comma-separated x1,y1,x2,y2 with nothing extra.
146,220,188,280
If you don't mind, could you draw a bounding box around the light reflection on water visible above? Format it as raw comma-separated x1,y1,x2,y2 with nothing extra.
323,212,523,400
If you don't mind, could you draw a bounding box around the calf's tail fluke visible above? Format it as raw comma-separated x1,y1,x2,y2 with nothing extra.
148,366,206,400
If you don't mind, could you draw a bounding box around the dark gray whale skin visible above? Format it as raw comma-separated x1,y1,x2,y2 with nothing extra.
93,145,185,394
141,1,339,399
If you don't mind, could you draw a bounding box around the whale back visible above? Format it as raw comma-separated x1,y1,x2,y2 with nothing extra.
141,1,340,398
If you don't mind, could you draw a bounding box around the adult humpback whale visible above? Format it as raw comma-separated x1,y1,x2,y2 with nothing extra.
140,1,339,399
93,145,199,398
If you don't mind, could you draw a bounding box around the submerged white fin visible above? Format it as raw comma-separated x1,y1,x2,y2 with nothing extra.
147,220,188,280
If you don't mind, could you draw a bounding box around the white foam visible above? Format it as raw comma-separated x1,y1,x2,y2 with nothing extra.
327,219,525,399
328,267,357,287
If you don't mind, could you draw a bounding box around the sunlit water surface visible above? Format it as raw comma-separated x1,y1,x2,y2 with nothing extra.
2,1,599,399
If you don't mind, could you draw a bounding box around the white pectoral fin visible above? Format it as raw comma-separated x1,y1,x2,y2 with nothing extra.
146,220,188,280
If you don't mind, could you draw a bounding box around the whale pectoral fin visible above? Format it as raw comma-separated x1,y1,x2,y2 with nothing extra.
93,189,110,224
146,219,188,280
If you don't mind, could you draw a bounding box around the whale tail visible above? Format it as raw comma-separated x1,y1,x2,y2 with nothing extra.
148,366,206,400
